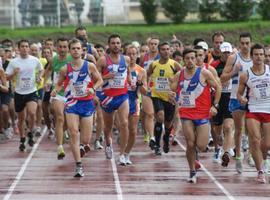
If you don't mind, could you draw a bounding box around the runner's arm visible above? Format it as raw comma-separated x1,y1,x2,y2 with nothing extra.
88,62,103,91
50,66,67,97
96,56,114,80
237,72,248,105
138,69,147,95
170,71,180,92
220,53,236,83
0,68,8,92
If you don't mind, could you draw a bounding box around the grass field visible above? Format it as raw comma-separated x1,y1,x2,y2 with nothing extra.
1,20,270,45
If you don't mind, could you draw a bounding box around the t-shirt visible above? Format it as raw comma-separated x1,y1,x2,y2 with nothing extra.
6,55,42,95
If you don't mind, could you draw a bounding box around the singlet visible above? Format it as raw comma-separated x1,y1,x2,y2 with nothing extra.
178,67,211,120
52,54,73,96
141,53,160,71
212,60,232,93
151,59,176,102
64,60,94,101
128,64,144,100
102,54,128,97
230,52,253,99
246,65,270,113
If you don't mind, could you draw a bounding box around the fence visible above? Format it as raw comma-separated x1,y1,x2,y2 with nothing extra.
0,0,156,29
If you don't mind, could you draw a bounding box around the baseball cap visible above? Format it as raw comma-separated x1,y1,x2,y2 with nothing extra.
220,42,232,53
197,41,208,51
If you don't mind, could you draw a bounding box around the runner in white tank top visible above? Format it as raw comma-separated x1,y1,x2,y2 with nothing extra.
237,44,270,184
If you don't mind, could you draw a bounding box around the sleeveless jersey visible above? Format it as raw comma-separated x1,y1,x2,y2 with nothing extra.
52,54,73,96
178,67,211,120
64,60,94,101
102,54,128,97
246,65,270,113
128,64,144,100
212,60,232,93
151,59,176,102
141,53,160,71
230,52,253,99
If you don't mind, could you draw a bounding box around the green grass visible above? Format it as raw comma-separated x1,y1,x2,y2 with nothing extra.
1,20,270,44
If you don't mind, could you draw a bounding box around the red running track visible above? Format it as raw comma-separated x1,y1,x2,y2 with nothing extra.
0,127,270,200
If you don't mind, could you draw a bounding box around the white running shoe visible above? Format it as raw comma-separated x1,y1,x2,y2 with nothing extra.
105,145,113,159
118,154,126,166
94,139,103,150
125,154,132,165
247,154,255,167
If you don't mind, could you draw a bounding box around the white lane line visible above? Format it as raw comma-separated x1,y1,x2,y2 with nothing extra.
176,138,236,200
111,156,123,200
3,127,47,200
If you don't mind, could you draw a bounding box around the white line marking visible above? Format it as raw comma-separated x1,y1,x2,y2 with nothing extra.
111,156,123,200
176,138,236,200
3,127,47,200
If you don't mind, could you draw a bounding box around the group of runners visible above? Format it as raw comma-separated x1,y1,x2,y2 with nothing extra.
0,27,270,184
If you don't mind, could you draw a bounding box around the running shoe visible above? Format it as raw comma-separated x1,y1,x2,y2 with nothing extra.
257,170,266,184
118,154,126,166
57,145,65,160
34,126,41,137
94,139,103,150
48,128,55,140
155,146,162,156
149,138,156,150
247,154,255,167
221,152,230,167
143,133,150,143
80,144,86,158
84,144,91,153
171,135,178,146
27,132,35,147
235,154,243,174
74,165,84,177
4,127,13,139
187,170,197,184
125,154,132,165
263,159,270,174
105,145,113,159
213,148,221,163
163,134,170,153
19,138,26,152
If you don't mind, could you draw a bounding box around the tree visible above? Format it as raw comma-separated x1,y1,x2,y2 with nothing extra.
258,0,270,20
220,0,254,21
161,0,188,24
199,0,221,22
140,0,157,25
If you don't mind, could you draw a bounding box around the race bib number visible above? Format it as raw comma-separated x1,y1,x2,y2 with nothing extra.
155,77,170,91
128,76,137,91
72,82,87,97
20,77,32,90
179,91,195,108
253,84,270,99
109,74,125,88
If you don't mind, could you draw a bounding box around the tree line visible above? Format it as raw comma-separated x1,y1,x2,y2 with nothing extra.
140,0,270,24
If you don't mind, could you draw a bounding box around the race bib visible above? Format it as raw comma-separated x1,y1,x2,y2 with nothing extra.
72,81,87,97
155,77,170,91
109,74,125,88
253,84,270,100
20,77,32,90
179,91,196,108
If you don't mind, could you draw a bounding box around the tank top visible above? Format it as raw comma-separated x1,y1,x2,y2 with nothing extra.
64,60,94,101
151,59,176,102
102,54,128,97
178,67,211,119
230,52,253,99
246,65,270,113
128,64,144,100
141,53,160,71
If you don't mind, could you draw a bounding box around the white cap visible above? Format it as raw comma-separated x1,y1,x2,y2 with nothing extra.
197,41,208,51
131,41,140,48
220,42,233,53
